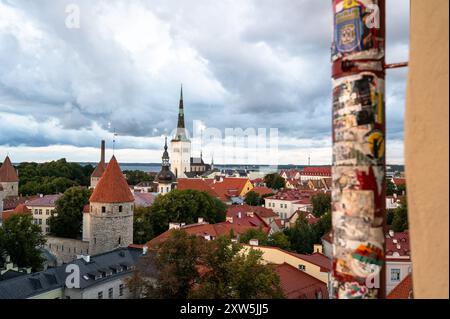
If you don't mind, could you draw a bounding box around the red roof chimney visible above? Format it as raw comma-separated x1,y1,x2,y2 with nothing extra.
89,156,134,203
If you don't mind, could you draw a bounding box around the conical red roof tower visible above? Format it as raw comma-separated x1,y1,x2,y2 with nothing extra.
0,156,19,182
89,156,134,203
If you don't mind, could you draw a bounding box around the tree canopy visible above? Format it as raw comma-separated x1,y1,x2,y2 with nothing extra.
311,193,331,217
0,214,46,271
391,198,409,232
128,231,284,299
133,206,154,244
123,170,154,186
244,191,263,206
17,159,93,196
264,173,286,190
48,187,92,239
149,189,227,236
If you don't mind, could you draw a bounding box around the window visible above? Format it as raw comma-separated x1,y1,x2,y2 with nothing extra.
316,291,323,299
46,227,50,233
108,288,113,299
46,209,50,215
38,219,42,225
119,284,124,297
102,206,106,213
391,269,401,282
98,291,103,299
34,209,38,215
46,219,50,225
118,237,121,245
39,209,42,215
119,205,122,213
298,264,306,271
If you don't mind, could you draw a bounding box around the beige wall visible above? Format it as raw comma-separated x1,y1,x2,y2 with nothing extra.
405,0,449,299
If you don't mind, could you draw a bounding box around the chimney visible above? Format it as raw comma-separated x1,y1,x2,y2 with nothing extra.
246,211,254,218
169,222,181,230
237,212,242,219
313,244,323,254
100,140,105,164
249,239,259,246
226,216,233,223
389,230,394,237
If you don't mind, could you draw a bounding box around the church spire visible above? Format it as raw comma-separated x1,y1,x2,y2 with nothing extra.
177,84,185,129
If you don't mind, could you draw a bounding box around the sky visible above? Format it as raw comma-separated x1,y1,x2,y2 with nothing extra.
0,0,409,165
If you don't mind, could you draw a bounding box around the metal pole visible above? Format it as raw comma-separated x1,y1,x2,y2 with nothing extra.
331,0,386,299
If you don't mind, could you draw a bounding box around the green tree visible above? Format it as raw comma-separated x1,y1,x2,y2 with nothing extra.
264,173,286,190
142,230,205,299
244,191,262,206
193,236,284,299
392,198,409,232
396,184,406,196
17,159,93,196
0,214,46,271
123,170,154,186
386,179,396,196
149,190,227,236
387,209,395,225
48,187,92,238
268,231,291,250
239,228,269,246
312,211,332,244
284,216,316,254
311,193,331,217
133,206,153,244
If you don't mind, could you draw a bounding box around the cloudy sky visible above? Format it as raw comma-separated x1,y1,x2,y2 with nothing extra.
0,0,409,165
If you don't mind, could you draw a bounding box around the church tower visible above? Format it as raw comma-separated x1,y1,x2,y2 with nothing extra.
155,137,176,194
170,86,191,178
86,155,134,255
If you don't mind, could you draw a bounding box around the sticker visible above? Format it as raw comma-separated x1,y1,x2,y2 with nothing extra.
337,281,378,299
349,243,383,278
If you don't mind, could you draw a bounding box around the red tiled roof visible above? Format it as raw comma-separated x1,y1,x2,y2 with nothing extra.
292,252,332,272
1,204,31,221
266,189,317,202
275,263,329,299
26,194,62,207
386,231,411,258
0,156,19,182
2,195,38,211
176,178,220,198
91,162,107,178
89,156,134,203
226,205,269,228
251,186,273,196
147,221,269,248
387,274,413,299
291,210,319,225
209,178,252,201
300,166,331,176
393,178,406,186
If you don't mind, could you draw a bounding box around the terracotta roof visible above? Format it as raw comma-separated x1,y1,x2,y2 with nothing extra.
266,189,317,202
0,156,19,182
226,205,269,228
292,252,332,272
386,231,411,258
301,166,332,175
89,156,134,203
1,204,31,221
274,263,329,299
393,178,406,186
91,162,107,178
176,178,220,198
387,274,413,299
251,186,273,196
147,221,268,248
2,195,38,211
209,178,252,201
26,194,62,207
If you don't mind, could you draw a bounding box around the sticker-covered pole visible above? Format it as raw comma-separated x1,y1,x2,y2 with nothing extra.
331,0,386,299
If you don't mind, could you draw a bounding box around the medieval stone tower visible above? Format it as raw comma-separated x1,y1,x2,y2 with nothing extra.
170,86,191,178
86,155,134,256
0,156,19,197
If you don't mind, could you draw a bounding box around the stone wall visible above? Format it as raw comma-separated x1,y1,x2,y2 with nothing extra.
45,236,90,265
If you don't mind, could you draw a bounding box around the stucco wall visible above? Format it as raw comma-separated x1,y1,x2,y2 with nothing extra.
405,0,449,299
